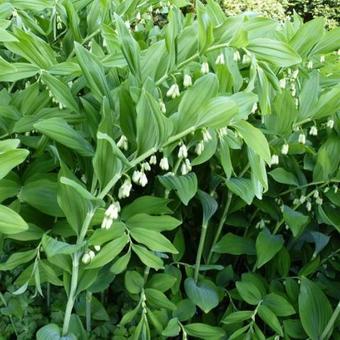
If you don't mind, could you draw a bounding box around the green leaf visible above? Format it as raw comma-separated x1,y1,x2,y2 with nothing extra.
145,288,176,311
0,204,29,235
42,234,83,258
213,233,255,255
20,179,64,217
184,277,219,313
263,293,295,317
158,173,197,206
110,251,131,275
86,234,128,269
298,277,332,340
184,323,225,339
222,310,253,324
236,280,262,305
130,228,178,254
124,270,144,294
258,304,283,336
0,249,36,271
226,178,255,205
0,149,29,181
310,85,340,119
283,206,309,238
132,244,164,270
36,324,61,340
136,90,171,154
176,73,219,132
248,38,301,67
34,118,94,157
256,228,284,268
146,273,177,292
197,190,218,225
233,120,271,163
41,72,79,112
162,318,180,337
269,168,299,186
126,214,181,232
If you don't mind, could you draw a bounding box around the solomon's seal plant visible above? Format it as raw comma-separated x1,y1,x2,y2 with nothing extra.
0,0,339,339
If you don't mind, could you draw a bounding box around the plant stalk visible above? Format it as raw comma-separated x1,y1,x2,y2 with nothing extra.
194,222,208,283
86,291,92,332
321,301,340,340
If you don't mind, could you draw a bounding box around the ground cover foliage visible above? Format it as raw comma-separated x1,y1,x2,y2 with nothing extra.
0,0,340,339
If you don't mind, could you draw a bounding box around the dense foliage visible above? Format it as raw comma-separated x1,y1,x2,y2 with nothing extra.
0,0,340,339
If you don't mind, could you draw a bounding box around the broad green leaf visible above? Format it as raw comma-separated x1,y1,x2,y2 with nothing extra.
311,27,340,55
158,173,197,206
126,214,181,232
222,310,253,324
0,249,36,271
162,318,180,337
226,178,255,205
283,206,309,237
34,118,94,157
42,234,83,258
173,299,196,321
310,85,340,119
86,234,128,269
20,179,64,217
136,89,171,154
258,304,283,336
184,277,219,313
184,323,225,340
263,293,295,317
298,277,332,340
213,233,256,255
41,72,79,112
197,190,218,225
197,1,214,53
0,204,29,235
0,29,18,42
36,324,62,340
236,281,262,305
176,73,218,132
248,38,301,67
124,270,144,294
130,228,178,254
0,149,29,180
110,251,131,275
233,120,271,163
145,288,176,311
256,228,284,268
269,168,299,186
132,244,164,270
146,273,177,292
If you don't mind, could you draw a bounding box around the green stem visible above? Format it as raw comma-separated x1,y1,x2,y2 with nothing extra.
321,301,340,339
62,211,94,336
86,291,92,332
194,222,208,283
207,192,232,264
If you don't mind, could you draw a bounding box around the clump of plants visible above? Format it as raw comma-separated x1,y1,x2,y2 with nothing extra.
0,0,340,339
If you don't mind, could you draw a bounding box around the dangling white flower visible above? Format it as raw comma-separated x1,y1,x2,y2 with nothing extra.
149,155,157,165
103,39,107,48
242,54,251,64
183,74,192,87
94,245,101,252
233,50,241,62
327,119,334,129
307,60,313,69
299,195,306,204
251,103,257,114
295,98,299,108
88,250,95,260
118,179,132,199
195,141,205,155
292,69,299,79
166,84,180,99
178,144,188,158
320,55,325,63
132,170,142,184
136,12,141,21
279,78,286,88
281,144,289,155
105,202,121,220
181,159,191,175
306,201,312,211
58,102,64,110
216,53,225,65
324,187,329,193
201,62,209,74
125,20,131,29
293,198,299,205
82,252,91,264
117,135,128,150
309,126,318,136
202,129,212,142
313,190,319,198
334,185,338,193
219,127,228,137
270,154,279,166
159,101,166,113
141,162,151,172
298,133,306,144
316,197,323,205
139,172,148,187
159,157,169,170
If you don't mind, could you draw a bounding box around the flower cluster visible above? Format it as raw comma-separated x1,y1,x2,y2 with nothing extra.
101,202,121,229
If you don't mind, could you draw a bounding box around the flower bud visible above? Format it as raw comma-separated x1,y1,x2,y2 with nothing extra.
327,119,334,129
159,157,169,170
94,245,101,252
183,74,192,87
118,179,132,199
215,53,225,65
149,155,157,165
309,126,318,136
117,135,128,150
201,62,209,74
82,253,91,264
233,50,241,62
281,144,289,155
270,154,279,166
166,84,180,98
298,133,306,144
178,144,188,158
195,141,205,155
